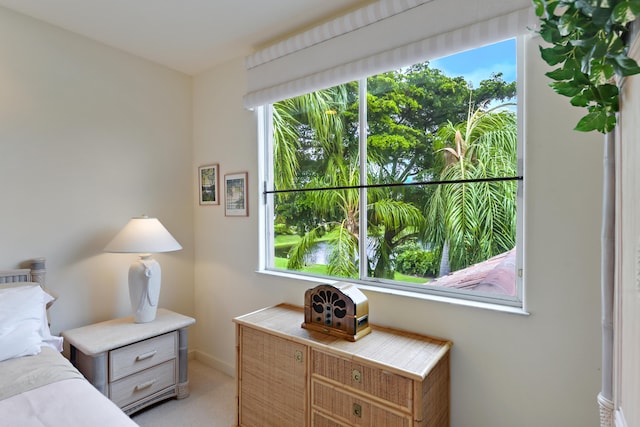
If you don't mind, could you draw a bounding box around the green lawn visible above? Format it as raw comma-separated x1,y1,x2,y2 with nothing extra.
274,234,302,249
275,233,331,248
273,256,431,284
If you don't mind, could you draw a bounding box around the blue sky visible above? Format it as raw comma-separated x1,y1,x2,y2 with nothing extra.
429,38,516,88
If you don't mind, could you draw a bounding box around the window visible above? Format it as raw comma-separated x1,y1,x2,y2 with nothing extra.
261,38,523,307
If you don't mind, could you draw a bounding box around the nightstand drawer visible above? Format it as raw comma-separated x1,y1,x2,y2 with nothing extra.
110,359,176,408
110,332,177,381
312,349,413,410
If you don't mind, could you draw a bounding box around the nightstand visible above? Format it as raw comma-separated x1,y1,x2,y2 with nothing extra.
61,308,195,415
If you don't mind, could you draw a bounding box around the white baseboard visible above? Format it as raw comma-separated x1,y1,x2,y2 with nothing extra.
190,349,235,378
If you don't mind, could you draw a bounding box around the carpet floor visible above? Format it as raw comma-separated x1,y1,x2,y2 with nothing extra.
131,359,236,427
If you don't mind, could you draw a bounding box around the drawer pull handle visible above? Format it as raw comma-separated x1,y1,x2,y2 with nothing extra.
353,403,362,418
294,350,303,363
352,369,362,383
136,350,157,361
134,379,156,391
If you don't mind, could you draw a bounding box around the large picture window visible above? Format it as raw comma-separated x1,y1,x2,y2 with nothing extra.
261,38,523,307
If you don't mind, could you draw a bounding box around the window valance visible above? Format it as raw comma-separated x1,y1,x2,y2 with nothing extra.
243,0,537,108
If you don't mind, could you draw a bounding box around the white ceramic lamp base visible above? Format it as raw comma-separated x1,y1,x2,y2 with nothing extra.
129,255,161,323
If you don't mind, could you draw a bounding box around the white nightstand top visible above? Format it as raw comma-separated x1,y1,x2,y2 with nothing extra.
62,308,195,356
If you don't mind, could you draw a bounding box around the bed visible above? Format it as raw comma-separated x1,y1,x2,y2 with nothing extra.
0,258,139,427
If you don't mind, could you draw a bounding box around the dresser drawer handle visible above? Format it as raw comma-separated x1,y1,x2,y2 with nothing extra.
353,403,362,418
134,379,157,391
136,350,157,361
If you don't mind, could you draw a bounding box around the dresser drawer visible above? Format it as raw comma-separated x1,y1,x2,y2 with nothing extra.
312,379,411,427
312,349,413,411
312,410,349,427
110,332,177,381
110,359,176,408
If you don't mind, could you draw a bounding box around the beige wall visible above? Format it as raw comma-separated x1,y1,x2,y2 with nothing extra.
192,37,604,427
0,7,195,333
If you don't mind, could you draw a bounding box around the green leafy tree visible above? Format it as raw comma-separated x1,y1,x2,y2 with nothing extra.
275,88,426,278
272,87,348,191
363,65,516,210
367,195,426,278
425,105,518,274
473,72,517,106
365,65,471,185
286,157,361,278
272,59,519,279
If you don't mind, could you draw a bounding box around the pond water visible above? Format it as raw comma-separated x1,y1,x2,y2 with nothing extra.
275,241,330,265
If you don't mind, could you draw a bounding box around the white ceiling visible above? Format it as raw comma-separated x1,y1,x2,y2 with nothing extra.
0,0,371,75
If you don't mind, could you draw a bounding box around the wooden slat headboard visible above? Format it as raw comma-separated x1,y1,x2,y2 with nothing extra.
0,258,47,290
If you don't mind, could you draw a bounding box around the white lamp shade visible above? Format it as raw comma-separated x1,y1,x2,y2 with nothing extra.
104,216,182,254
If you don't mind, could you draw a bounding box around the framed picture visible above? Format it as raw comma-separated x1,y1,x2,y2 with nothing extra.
224,172,248,216
199,164,219,205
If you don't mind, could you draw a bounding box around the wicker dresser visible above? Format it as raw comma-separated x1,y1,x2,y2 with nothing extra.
233,304,452,427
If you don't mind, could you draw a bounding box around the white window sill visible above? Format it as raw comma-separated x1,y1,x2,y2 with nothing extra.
256,268,530,316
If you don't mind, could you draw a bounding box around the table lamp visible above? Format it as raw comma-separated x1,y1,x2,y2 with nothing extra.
104,216,182,323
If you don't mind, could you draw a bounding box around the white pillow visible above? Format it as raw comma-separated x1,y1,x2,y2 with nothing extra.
0,284,62,362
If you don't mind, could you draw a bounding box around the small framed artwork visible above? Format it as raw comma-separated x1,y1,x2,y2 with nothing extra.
199,164,219,205
224,172,248,217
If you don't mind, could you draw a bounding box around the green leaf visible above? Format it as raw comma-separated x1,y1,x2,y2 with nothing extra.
589,85,603,101
539,24,563,43
573,68,591,85
605,114,617,133
540,45,572,66
606,37,625,56
612,1,640,24
575,0,596,17
592,7,612,26
591,62,615,85
564,58,581,73
608,95,619,113
541,1,561,18
597,83,619,100
612,54,640,77
569,37,596,48
570,94,591,107
558,13,578,36
546,67,574,81
533,0,545,17
551,81,584,97
575,110,607,132
588,39,609,59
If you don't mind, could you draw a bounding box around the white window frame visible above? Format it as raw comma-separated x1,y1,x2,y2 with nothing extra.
257,36,526,313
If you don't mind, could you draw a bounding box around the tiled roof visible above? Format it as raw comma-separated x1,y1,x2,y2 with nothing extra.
427,248,516,296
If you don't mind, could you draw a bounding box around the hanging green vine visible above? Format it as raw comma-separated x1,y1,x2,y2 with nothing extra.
533,0,640,133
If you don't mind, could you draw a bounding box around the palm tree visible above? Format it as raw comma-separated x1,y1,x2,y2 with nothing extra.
285,155,427,279
425,104,518,275
273,87,426,279
286,156,361,278
367,196,426,279
272,88,347,191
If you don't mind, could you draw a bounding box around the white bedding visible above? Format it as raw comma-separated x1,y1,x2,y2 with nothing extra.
0,348,138,427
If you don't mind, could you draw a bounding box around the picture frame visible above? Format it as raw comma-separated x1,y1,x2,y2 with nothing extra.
224,172,248,217
198,164,219,205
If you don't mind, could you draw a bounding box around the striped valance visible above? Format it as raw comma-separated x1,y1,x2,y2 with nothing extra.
244,0,537,108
